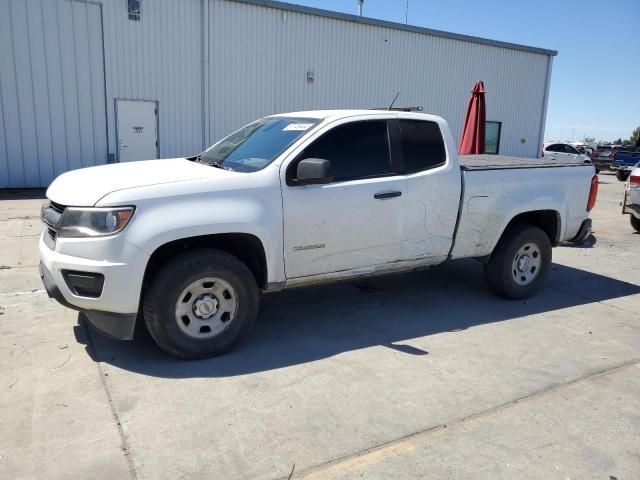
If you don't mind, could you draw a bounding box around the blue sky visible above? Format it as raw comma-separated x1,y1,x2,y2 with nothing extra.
287,0,640,142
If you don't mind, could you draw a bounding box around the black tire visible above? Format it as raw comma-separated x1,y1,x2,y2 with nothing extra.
616,171,629,182
484,223,552,300
631,215,640,233
143,249,259,359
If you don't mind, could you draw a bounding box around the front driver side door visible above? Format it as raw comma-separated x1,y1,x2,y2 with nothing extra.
564,144,580,161
281,118,406,279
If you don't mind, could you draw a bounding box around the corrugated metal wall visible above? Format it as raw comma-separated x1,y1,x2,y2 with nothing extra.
0,0,108,188
100,0,203,162
0,0,553,188
207,1,551,158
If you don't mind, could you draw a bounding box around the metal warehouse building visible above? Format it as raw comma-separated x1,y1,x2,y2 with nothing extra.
0,0,556,188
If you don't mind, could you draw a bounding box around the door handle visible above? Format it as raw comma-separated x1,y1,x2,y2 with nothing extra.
374,191,402,200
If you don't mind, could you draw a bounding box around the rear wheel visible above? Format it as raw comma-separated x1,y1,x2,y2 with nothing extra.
484,224,552,299
143,249,259,359
631,215,640,233
616,171,630,182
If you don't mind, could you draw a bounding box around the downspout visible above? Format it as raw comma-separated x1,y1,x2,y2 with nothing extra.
202,0,210,149
537,54,554,158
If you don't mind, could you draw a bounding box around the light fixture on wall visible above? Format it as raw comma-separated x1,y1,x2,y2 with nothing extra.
128,0,141,21
307,71,315,84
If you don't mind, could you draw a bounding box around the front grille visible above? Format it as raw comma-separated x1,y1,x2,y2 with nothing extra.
41,201,66,248
50,201,65,214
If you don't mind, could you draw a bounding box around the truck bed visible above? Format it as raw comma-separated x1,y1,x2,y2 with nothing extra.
460,154,589,171
451,156,595,260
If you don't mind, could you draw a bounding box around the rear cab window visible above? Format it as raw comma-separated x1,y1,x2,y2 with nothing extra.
397,119,446,173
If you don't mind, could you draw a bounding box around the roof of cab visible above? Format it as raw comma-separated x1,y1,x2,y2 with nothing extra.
270,109,438,121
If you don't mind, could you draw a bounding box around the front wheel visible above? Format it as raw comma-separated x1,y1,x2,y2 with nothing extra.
484,224,552,299
143,249,259,359
616,171,630,182
631,215,640,233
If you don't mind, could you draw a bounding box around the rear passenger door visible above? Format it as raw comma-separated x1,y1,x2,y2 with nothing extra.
396,118,462,263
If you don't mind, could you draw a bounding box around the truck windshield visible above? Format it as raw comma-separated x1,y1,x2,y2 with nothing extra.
197,117,319,172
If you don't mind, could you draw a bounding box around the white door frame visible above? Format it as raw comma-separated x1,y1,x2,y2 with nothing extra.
115,98,159,162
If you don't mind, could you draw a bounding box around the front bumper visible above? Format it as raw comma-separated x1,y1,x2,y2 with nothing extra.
38,232,148,340
39,262,137,339
622,190,640,220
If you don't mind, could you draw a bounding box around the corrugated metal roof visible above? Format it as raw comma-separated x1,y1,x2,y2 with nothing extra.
231,0,558,57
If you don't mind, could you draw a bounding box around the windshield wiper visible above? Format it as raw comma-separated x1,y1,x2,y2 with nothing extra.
194,155,232,171
208,160,233,171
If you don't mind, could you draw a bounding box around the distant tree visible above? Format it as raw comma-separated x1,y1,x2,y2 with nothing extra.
614,138,623,145
630,127,640,146
622,140,631,145
583,136,595,143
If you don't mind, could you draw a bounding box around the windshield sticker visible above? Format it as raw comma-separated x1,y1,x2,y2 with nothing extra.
283,123,314,131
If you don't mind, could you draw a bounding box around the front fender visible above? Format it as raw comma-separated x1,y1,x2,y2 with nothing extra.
97,178,285,284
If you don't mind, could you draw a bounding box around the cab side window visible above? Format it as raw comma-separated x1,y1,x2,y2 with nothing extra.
296,120,392,182
565,145,579,155
398,119,446,173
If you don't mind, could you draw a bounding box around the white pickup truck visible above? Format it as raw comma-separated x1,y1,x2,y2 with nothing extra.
40,110,598,358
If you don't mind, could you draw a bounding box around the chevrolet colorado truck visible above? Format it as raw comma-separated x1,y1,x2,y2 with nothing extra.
39,110,598,358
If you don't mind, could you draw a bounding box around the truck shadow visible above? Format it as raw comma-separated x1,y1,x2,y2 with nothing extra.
77,260,640,378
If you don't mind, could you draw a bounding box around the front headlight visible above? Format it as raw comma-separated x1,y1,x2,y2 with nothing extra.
58,207,135,238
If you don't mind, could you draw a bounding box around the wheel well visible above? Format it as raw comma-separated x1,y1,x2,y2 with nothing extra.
504,210,561,245
143,233,268,292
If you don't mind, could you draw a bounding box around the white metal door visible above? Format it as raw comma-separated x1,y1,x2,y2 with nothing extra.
283,177,406,278
116,100,158,162
281,118,406,279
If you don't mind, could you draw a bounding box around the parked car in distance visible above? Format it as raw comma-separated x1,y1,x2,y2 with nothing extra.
40,110,598,358
622,163,640,232
611,144,640,181
571,142,595,157
542,142,593,169
592,145,615,172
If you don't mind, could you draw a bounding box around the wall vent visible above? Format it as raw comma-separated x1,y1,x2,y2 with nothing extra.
128,0,141,21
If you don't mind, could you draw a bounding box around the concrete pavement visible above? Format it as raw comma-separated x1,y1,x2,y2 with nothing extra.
1,173,638,479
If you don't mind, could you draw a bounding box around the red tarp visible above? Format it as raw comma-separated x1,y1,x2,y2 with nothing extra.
459,81,486,155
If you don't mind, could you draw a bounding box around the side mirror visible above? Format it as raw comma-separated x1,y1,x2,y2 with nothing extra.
295,158,333,185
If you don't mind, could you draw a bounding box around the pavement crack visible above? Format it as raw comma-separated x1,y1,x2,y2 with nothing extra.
282,359,640,480
83,320,138,480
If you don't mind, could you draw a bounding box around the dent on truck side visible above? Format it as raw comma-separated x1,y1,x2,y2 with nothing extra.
450,166,592,259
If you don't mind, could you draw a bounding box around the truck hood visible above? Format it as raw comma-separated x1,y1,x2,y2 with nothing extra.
46,158,221,206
